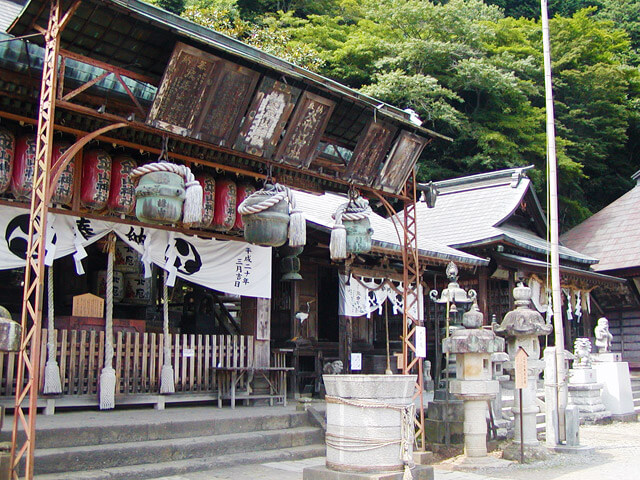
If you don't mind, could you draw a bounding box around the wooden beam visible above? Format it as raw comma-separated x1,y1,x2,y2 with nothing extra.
0,110,266,181
59,49,158,86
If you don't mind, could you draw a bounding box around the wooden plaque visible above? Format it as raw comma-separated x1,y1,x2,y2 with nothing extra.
147,42,219,136
234,77,301,158
345,120,397,185
194,60,260,146
515,347,528,389
72,293,105,318
275,92,335,168
375,131,429,194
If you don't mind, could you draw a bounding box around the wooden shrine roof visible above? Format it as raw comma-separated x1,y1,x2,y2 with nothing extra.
562,174,640,273
6,0,450,197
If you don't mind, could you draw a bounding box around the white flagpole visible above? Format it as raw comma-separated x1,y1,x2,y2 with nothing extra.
541,0,567,443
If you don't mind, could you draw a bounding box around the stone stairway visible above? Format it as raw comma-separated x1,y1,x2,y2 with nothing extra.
2,406,324,480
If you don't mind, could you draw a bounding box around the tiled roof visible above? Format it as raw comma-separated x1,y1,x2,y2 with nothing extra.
0,1,24,33
410,168,597,265
561,182,640,272
293,190,487,266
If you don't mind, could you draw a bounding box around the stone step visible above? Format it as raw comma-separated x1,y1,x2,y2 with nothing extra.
10,409,310,449
33,426,323,475
34,444,326,480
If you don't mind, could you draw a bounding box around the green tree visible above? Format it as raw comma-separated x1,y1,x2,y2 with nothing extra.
156,0,187,15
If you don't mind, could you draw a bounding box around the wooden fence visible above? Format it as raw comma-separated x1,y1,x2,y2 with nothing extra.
0,329,254,399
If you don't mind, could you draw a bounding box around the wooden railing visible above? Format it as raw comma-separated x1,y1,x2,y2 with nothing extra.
0,329,254,398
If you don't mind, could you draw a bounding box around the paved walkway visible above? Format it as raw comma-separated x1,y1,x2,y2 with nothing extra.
147,421,640,480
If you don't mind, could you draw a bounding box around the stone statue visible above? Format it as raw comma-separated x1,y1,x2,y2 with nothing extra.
323,360,343,374
594,317,613,353
573,338,592,368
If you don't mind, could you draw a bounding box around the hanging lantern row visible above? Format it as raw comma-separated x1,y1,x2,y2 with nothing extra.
0,129,138,215
238,182,306,248
0,128,258,233
329,190,374,261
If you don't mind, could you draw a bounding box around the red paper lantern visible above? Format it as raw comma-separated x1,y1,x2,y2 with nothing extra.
108,154,137,215
11,134,36,200
196,173,216,228
212,178,236,232
0,127,14,194
234,183,256,230
80,149,112,210
51,141,74,206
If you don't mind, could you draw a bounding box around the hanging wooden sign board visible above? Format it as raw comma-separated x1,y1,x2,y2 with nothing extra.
345,119,397,185
375,130,429,194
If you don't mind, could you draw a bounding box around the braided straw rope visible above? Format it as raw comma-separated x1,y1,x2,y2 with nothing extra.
238,183,306,247
130,162,203,224
130,162,198,189
237,189,287,215
324,395,415,479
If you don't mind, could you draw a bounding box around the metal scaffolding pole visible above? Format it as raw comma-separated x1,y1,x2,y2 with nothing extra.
10,1,62,478
401,173,426,451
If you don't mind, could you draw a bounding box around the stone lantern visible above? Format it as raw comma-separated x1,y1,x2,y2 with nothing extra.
426,262,476,448
493,282,552,461
443,303,505,464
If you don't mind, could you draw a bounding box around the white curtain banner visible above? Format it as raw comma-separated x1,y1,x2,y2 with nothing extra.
339,274,423,322
0,206,272,299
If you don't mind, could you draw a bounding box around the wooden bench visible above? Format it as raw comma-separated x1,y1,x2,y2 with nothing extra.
216,350,293,408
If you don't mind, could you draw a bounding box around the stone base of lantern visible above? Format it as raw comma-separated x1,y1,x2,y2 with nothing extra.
502,442,549,462
303,465,434,480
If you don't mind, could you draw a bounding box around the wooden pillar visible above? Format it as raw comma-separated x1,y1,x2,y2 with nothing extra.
338,315,352,373
478,268,489,324
241,297,271,368
508,269,516,311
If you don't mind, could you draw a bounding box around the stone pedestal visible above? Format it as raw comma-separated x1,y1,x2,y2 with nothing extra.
593,360,637,421
303,464,434,480
425,388,464,448
568,367,611,424
505,358,545,449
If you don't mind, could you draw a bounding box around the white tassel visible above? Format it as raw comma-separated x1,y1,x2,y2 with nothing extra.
288,207,306,247
330,224,347,261
160,270,175,394
43,356,62,394
43,266,62,394
403,465,413,480
99,366,116,410
160,363,175,394
182,180,203,225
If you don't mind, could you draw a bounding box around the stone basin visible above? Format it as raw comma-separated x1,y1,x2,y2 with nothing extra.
323,374,417,474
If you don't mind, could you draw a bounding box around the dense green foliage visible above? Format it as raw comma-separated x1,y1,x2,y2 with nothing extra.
167,0,639,230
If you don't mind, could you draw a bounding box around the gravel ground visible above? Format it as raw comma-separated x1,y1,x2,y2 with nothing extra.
435,421,640,480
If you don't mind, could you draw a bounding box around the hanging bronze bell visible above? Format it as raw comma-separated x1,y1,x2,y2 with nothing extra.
344,215,373,254
241,184,290,247
135,171,186,224
279,246,303,281
0,306,21,352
